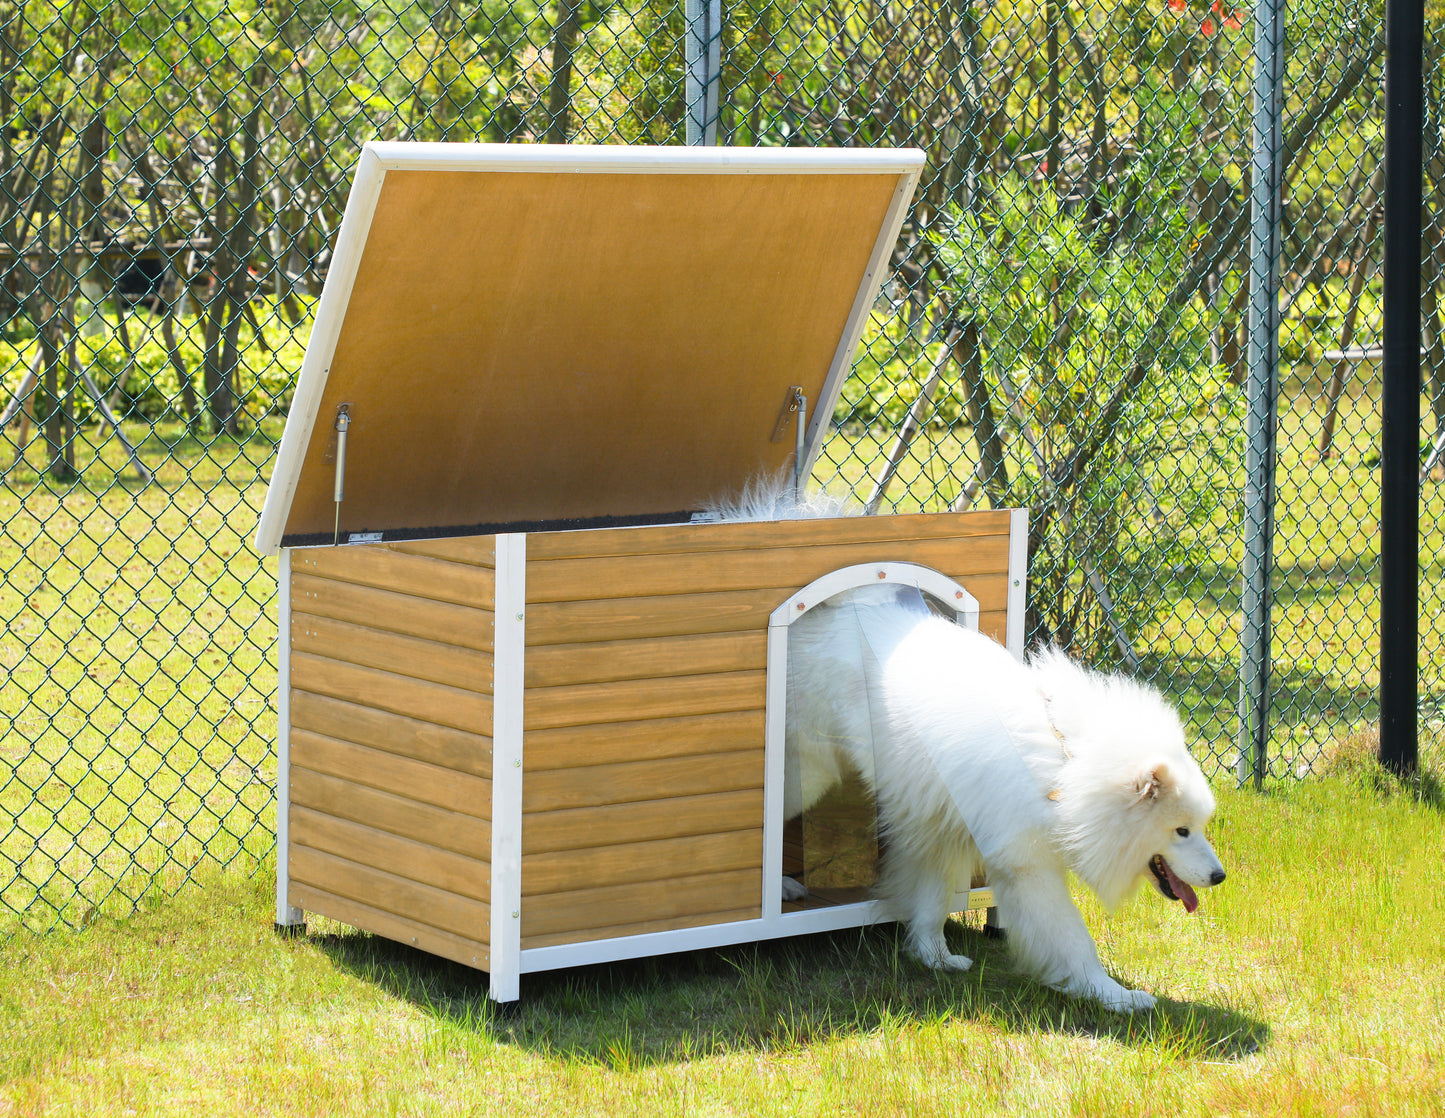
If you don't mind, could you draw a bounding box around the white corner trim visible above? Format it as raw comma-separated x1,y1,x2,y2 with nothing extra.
275,550,303,926
1006,508,1030,660
254,146,387,555
489,533,527,1002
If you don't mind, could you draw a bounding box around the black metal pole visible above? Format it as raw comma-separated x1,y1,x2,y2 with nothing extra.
1381,0,1422,775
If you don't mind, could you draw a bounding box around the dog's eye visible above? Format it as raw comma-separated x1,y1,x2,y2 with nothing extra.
1176,827,1190,838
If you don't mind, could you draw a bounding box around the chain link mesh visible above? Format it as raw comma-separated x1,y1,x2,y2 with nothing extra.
0,0,1437,931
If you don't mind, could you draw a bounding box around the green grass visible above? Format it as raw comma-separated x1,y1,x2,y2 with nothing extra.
2,738,1442,1116
0,420,284,930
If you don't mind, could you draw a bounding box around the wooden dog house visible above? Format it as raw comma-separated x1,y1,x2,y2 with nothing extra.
255,143,1028,1002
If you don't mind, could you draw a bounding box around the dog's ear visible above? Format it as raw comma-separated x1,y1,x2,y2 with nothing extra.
1134,760,1172,801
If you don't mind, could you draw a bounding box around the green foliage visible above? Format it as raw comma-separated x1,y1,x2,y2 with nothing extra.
926,164,1242,658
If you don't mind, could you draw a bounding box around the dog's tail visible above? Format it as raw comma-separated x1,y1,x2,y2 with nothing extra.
695,471,858,523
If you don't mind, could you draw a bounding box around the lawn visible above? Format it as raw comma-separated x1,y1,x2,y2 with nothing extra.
1,740,1441,1116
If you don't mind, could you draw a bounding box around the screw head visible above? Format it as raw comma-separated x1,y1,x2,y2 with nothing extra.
877,570,887,579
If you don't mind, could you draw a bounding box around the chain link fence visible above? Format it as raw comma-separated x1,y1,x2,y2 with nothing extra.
1,0,1438,932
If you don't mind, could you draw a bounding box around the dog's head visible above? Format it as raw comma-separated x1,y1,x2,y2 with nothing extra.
1039,650,1227,911
1132,760,1226,914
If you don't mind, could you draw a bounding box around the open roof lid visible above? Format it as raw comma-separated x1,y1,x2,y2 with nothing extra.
255,143,924,552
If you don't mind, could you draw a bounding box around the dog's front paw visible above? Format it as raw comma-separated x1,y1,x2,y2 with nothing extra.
780,876,807,903
1097,985,1156,1014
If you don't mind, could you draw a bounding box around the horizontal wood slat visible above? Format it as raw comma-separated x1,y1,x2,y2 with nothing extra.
524,582,1007,646
292,652,493,737
291,729,491,817
521,907,760,951
523,788,764,854
290,845,490,942
978,610,1007,644
291,571,495,653
526,510,1015,560
290,690,492,778
291,806,489,903
524,710,764,771
524,535,1011,603
294,545,494,609
523,829,760,896
525,586,789,646
520,867,761,939
524,670,765,731
292,611,493,694
523,750,762,812
524,630,765,689
385,537,496,568
291,883,489,970
291,767,490,860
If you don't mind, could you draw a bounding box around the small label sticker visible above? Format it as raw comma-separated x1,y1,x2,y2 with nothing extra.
347,531,383,544
967,888,995,911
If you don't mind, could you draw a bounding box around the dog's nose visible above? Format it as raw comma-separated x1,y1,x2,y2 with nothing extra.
1210,869,1226,885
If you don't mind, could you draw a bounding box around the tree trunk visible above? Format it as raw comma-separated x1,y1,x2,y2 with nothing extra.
545,0,582,144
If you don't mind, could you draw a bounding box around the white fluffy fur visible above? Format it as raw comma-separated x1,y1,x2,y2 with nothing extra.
709,480,1226,1012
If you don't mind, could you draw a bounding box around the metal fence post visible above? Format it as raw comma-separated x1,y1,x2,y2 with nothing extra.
1239,0,1285,788
1381,0,1423,775
684,0,721,145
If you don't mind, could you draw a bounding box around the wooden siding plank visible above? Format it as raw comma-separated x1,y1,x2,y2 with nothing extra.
524,710,764,771
522,829,760,895
386,537,496,568
291,883,490,969
291,729,492,817
523,788,764,854
526,586,789,646
523,751,762,812
524,582,1007,646
521,907,760,950
294,546,494,609
291,806,489,903
291,571,495,652
520,867,761,938
292,651,493,737
290,690,492,778
979,610,1007,645
291,767,490,860
290,845,490,941
524,670,765,731
292,611,493,694
524,630,765,689
526,510,1015,560
524,535,1011,603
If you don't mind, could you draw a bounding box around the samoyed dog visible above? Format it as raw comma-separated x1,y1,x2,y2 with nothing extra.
708,481,1227,1013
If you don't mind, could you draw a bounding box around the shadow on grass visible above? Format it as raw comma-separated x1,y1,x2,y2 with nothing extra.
311,918,1270,1069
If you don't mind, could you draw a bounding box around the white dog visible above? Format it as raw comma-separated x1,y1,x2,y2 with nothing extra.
784,583,1225,1012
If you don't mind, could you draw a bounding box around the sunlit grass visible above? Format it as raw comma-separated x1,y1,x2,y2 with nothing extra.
1,739,1441,1116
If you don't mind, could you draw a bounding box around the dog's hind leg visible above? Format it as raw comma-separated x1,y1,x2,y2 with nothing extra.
989,866,1155,1012
881,843,973,972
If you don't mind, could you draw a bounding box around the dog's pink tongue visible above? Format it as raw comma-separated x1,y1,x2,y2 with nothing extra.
1163,862,1199,914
